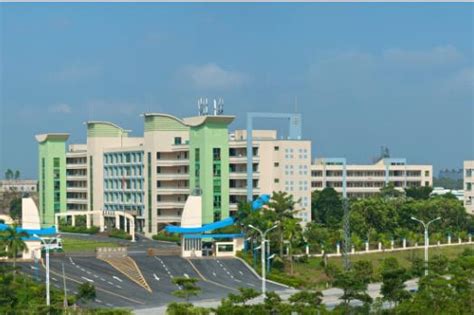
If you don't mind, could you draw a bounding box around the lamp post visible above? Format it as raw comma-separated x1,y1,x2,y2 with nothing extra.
34,234,54,307
248,223,279,296
410,216,441,276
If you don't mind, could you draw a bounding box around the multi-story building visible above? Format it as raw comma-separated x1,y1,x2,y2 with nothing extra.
311,158,433,198
0,179,37,194
35,112,312,235
229,130,312,223
464,160,474,214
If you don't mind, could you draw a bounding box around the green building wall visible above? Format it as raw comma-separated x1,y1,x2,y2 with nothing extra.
37,134,68,227
189,119,231,224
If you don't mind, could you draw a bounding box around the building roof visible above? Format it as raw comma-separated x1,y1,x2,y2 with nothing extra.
35,133,70,143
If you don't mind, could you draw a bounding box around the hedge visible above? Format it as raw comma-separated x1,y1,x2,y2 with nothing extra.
59,225,99,234
108,229,132,240
152,233,180,243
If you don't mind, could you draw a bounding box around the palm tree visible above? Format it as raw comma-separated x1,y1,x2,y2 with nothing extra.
268,191,299,258
283,218,302,275
1,226,29,279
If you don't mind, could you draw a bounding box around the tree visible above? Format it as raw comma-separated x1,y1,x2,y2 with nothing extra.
172,277,201,302
9,198,22,220
14,170,20,180
379,182,405,198
268,191,298,258
77,282,96,301
0,226,28,279
333,269,372,307
405,186,433,200
288,290,323,307
4,169,13,180
380,257,410,307
311,188,343,228
283,217,302,275
226,287,259,305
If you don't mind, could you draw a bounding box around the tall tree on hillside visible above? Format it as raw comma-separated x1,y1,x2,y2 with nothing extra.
172,277,201,302
1,226,28,279
380,257,410,307
380,183,405,198
283,217,302,275
405,186,433,200
13,170,20,180
268,191,298,258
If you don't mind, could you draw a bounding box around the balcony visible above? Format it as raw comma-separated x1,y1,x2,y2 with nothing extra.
66,175,87,181
156,215,182,223
170,144,189,152
229,172,259,180
156,187,190,195
157,173,189,181
229,187,260,195
66,186,87,193
229,156,260,164
66,164,87,170
156,159,189,166
66,198,88,204
156,201,186,209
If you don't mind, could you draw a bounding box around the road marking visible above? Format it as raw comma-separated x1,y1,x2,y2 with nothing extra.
248,283,255,287
153,274,160,281
52,277,58,282
100,278,106,281
93,275,98,278
81,276,94,283
184,273,189,278
86,271,92,275
69,257,75,265
113,276,123,282
95,299,103,303
116,285,122,289
107,281,113,285
212,272,217,277
106,303,113,307
234,279,241,283
239,271,244,275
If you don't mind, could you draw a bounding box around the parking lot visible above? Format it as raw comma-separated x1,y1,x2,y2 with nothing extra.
19,253,288,310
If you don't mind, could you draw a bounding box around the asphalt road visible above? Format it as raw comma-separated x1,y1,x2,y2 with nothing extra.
17,253,289,311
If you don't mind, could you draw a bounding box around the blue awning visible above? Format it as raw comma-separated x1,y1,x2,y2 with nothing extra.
165,217,234,234
251,194,271,210
0,223,57,236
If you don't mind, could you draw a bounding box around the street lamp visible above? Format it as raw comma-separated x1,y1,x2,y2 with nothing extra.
410,216,441,276
33,234,53,307
248,223,279,296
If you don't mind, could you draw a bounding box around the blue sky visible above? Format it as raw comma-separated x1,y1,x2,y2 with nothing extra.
1,3,473,179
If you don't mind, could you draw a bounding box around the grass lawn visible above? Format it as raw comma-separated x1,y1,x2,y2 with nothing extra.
62,237,119,252
284,244,474,289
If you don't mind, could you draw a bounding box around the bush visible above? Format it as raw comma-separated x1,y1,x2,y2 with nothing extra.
77,282,96,301
60,225,99,234
108,229,132,240
268,271,305,288
152,232,180,243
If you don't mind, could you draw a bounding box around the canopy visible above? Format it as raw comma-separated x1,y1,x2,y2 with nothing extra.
165,217,234,234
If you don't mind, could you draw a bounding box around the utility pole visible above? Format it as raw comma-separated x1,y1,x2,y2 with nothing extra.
341,160,351,271
248,223,279,296
34,234,51,307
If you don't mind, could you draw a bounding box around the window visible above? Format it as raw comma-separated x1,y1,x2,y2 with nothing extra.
157,166,161,174
274,178,279,183
274,162,279,167
156,152,161,160
425,170,430,177
274,146,279,151
174,137,182,145
467,183,472,191
213,148,221,161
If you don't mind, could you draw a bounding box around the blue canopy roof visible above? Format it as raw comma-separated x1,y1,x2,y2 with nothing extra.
0,223,57,240
165,217,234,234
251,194,271,210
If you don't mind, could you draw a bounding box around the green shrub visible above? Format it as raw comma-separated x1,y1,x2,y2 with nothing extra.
60,225,99,234
268,271,305,288
152,232,180,243
108,229,132,240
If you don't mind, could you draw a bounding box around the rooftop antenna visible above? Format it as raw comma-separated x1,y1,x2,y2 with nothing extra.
198,98,209,116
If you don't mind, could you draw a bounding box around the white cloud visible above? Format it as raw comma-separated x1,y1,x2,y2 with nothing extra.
383,45,463,67
49,103,72,114
181,63,247,90
50,63,101,82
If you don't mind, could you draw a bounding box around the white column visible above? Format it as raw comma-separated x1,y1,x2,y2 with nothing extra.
130,217,135,242
305,245,309,255
378,242,382,251
469,234,472,243
99,213,105,232
448,234,451,244
86,215,91,229
403,238,406,248
54,215,59,229
115,213,120,229
365,241,369,252
458,237,462,244
336,243,340,255
437,240,441,246
71,215,75,226
351,246,355,254
391,240,394,250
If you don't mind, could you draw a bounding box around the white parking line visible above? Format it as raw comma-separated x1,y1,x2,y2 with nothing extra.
239,271,244,275
106,303,113,307
100,278,106,282
184,273,189,278
107,281,114,285
113,276,123,283
116,285,122,289
81,276,94,283
212,272,217,277
52,277,58,282
153,273,160,281
95,299,103,303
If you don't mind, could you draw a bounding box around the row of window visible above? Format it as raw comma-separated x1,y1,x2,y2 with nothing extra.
104,179,144,190
311,170,430,177
104,192,144,204
104,166,143,177
104,152,143,164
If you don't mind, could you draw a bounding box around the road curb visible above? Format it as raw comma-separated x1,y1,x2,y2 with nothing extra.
234,256,290,289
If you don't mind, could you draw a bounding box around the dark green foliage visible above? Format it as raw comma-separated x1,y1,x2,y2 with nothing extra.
288,290,323,307
152,232,180,243
171,277,201,302
311,188,343,228
108,228,132,240
166,302,209,315
380,257,410,306
405,186,433,200
77,282,96,301
333,267,372,306
60,225,100,234
9,197,22,220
